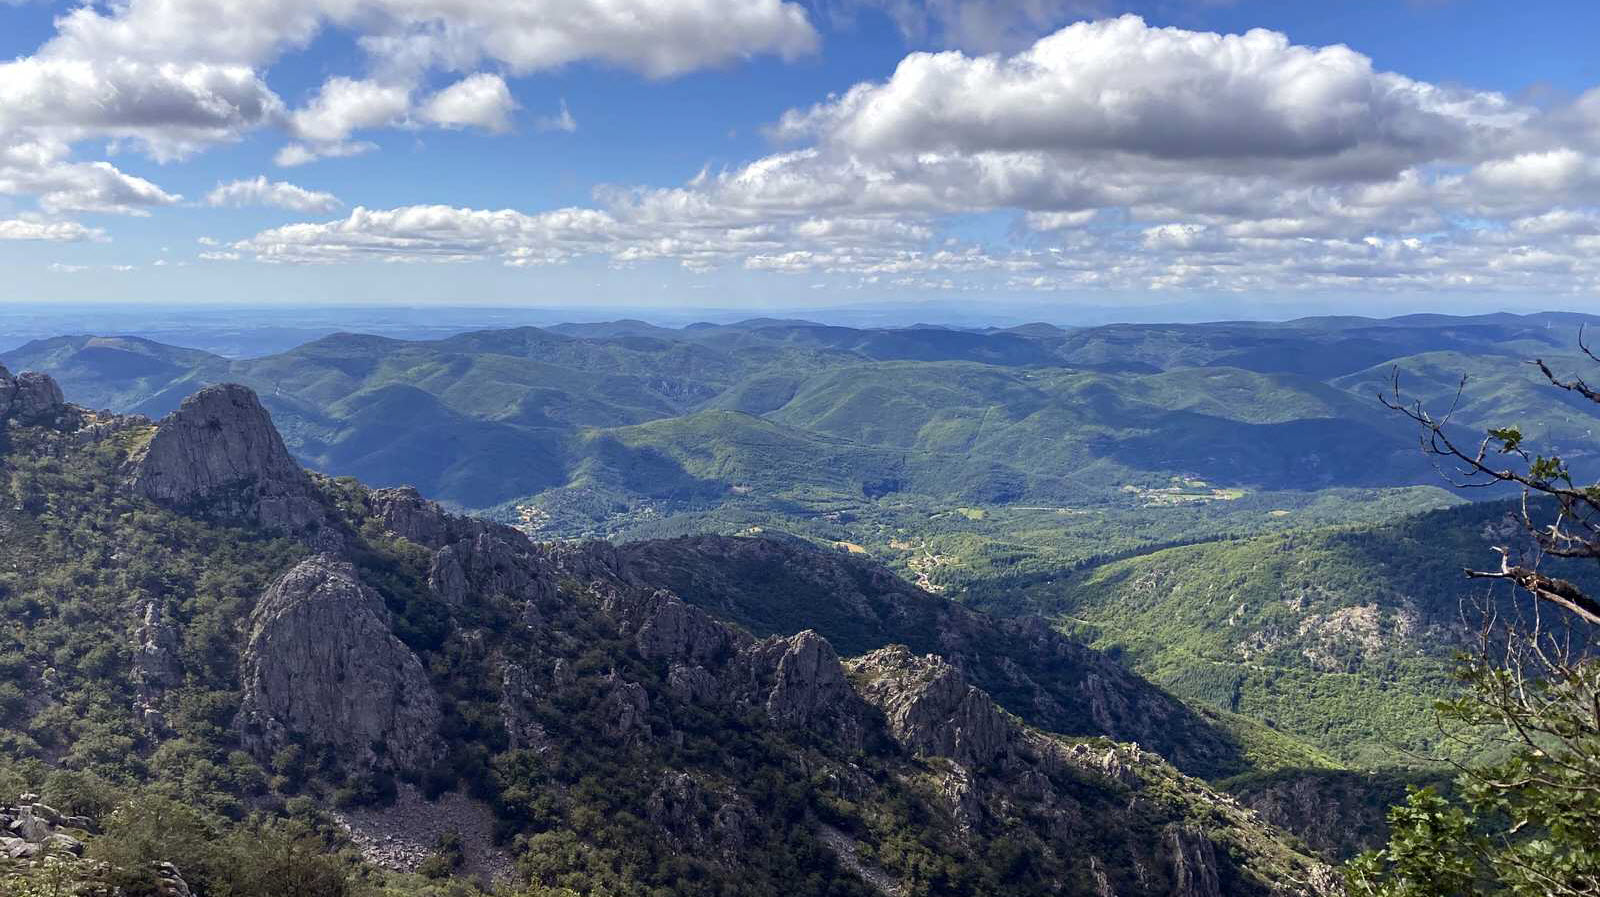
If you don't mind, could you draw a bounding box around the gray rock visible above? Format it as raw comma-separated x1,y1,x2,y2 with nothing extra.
498,662,548,752
759,631,853,729
9,808,53,842
27,803,59,826
134,601,183,691
615,589,736,666
43,832,84,856
848,646,1013,767
237,555,442,774
5,839,41,860
1166,824,1224,897
131,384,324,533
153,861,194,897
600,677,649,739
0,367,65,423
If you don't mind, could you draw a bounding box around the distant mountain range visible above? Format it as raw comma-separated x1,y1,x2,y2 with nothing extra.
9,313,1595,521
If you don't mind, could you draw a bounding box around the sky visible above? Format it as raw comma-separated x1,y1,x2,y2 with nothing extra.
2,0,1599,319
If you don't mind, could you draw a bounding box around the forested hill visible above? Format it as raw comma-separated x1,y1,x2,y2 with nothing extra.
5,313,1593,577
984,498,1600,767
0,367,1340,895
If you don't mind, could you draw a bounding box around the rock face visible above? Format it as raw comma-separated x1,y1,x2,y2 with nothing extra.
1166,824,1225,897
0,366,66,423
237,555,442,774
849,646,1013,767
752,630,859,733
131,384,324,532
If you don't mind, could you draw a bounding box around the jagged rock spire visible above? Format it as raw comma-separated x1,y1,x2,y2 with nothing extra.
131,383,324,532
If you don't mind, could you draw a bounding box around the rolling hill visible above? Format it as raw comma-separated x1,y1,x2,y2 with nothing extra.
5,312,1594,573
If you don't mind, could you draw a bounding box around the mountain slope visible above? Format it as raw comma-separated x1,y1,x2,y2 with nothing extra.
997,500,1600,766
0,369,1336,896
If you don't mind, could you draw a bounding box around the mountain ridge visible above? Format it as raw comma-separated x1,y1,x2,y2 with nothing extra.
0,372,1340,895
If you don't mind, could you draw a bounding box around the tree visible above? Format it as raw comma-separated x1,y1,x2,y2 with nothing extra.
1350,336,1600,896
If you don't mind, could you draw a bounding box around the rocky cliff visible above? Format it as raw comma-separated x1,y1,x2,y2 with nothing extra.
237,555,442,775
130,383,326,533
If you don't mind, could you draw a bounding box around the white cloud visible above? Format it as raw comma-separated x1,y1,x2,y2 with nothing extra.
41,0,818,77
0,218,105,241
534,99,577,134
0,0,818,213
280,77,411,163
850,0,1103,53
206,176,342,212
777,15,1520,179
274,140,376,167
0,57,284,160
23,8,1593,300
420,74,518,133
0,142,183,215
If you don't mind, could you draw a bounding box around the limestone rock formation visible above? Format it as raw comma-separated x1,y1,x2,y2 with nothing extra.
131,383,324,532
237,555,442,774
0,366,66,423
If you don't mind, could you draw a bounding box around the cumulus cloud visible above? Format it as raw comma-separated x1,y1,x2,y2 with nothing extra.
276,77,411,163
0,0,818,221
420,74,517,133
851,0,1104,53
225,16,1600,300
12,7,1598,300
0,57,284,160
0,141,183,215
41,0,818,76
777,15,1520,177
206,176,342,212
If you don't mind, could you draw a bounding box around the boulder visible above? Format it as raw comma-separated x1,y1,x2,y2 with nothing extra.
43,832,84,856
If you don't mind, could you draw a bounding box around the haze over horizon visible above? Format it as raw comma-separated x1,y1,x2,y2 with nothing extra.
2,0,1598,317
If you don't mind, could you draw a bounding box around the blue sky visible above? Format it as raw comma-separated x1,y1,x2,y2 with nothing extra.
2,0,1598,319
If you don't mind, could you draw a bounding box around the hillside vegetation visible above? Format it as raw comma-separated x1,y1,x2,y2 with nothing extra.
7,313,1587,579
0,374,1340,895
986,500,1600,766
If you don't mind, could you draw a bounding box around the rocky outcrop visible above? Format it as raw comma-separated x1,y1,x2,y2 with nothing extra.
1,796,88,861
132,600,183,731
752,630,859,733
131,384,325,533
645,772,755,861
1232,769,1418,860
614,535,1252,778
1166,824,1225,897
237,555,442,774
849,647,1013,768
0,366,66,424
